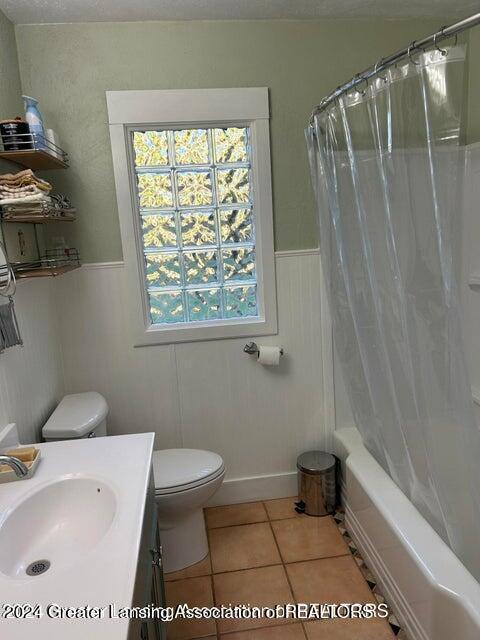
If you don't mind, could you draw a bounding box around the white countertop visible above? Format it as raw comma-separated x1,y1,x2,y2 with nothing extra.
0,432,154,640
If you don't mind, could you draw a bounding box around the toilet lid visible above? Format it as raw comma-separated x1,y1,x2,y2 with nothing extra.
152,449,224,494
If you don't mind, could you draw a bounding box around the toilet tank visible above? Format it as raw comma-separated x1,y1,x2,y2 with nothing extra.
42,392,109,441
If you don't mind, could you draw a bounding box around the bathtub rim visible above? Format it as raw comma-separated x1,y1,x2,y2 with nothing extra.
334,426,480,640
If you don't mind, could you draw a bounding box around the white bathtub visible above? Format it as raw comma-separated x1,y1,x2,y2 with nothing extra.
334,427,480,640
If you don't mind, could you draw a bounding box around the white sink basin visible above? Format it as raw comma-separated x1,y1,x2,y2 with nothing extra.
0,430,154,640
0,477,117,579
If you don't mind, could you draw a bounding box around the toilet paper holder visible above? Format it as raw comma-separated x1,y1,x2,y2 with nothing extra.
243,341,284,356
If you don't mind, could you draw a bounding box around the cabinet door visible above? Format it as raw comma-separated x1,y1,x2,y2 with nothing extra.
129,471,166,640
148,524,166,640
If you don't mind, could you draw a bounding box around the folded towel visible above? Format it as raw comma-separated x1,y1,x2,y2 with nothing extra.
0,185,36,192
0,169,34,181
0,191,44,201
0,169,51,193
0,178,51,189
0,178,51,191
0,186,44,197
0,193,51,205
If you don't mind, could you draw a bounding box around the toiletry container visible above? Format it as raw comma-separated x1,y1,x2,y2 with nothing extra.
22,95,45,148
45,128,61,158
0,117,31,151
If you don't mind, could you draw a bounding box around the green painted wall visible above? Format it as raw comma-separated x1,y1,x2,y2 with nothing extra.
0,10,41,260
0,11,22,121
15,19,448,262
0,9,23,169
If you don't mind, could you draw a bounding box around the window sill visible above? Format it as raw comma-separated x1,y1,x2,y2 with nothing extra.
134,315,278,346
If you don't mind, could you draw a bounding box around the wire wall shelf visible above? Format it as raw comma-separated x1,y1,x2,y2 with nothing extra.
13,248,80,279
0,132,69,169
2,204,76,224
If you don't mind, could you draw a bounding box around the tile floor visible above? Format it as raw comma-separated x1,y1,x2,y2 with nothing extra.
164,498,400,640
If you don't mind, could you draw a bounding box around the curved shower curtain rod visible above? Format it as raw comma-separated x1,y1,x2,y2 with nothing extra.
310,11,480,122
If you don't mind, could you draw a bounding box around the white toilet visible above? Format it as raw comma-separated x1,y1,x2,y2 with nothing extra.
42,392,225,574
43,392,109,440
152,449,225,573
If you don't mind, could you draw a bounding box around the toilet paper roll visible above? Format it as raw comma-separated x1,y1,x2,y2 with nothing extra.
257,345,281,366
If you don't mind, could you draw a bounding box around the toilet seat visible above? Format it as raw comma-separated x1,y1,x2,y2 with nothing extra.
152,449,225,496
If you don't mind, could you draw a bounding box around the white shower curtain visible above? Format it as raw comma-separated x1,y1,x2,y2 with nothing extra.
306,45,480,580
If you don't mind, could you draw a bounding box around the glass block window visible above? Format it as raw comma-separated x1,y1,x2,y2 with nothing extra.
131,127,258,325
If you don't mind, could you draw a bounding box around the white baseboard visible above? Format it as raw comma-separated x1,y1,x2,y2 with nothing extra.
345,503,426,640
207,471,297,506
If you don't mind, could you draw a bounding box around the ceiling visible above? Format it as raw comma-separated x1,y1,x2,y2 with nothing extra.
0,0,478,25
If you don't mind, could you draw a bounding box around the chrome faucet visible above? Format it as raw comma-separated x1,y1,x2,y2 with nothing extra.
0,455,28,478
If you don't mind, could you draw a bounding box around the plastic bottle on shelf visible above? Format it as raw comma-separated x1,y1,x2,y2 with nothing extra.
22,96,46,149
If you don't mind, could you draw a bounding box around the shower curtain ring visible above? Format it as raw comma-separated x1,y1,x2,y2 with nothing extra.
408,41,421,65
354,75,369,97
374,59,388,82
434,29,448,56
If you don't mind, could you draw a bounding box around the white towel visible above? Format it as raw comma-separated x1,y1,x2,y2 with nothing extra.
0,185,40,194
0,193,51,205
0,187,44,199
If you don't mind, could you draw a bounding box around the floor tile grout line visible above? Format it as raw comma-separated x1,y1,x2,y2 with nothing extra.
205,497,299,529
206,512,302,530
268,519,308,639
269,518,298,606
213,560,283,577
205,524,215,633
216,620,304,637
269,515,286,565
208,571,219,639
165,573,212,583
166,550,354,585
166,553,354,583
206,518,270,531
207,508,311,535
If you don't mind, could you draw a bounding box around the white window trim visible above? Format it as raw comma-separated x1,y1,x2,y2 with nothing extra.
107,88,277,346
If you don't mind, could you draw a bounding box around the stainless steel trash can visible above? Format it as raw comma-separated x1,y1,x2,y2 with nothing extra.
296,451,336,516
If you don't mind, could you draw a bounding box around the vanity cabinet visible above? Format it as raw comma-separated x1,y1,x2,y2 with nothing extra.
130,470,166,640
146,525,166,640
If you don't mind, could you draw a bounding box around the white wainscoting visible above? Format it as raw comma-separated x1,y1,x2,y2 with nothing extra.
0,278,64,443
55,249,331,503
